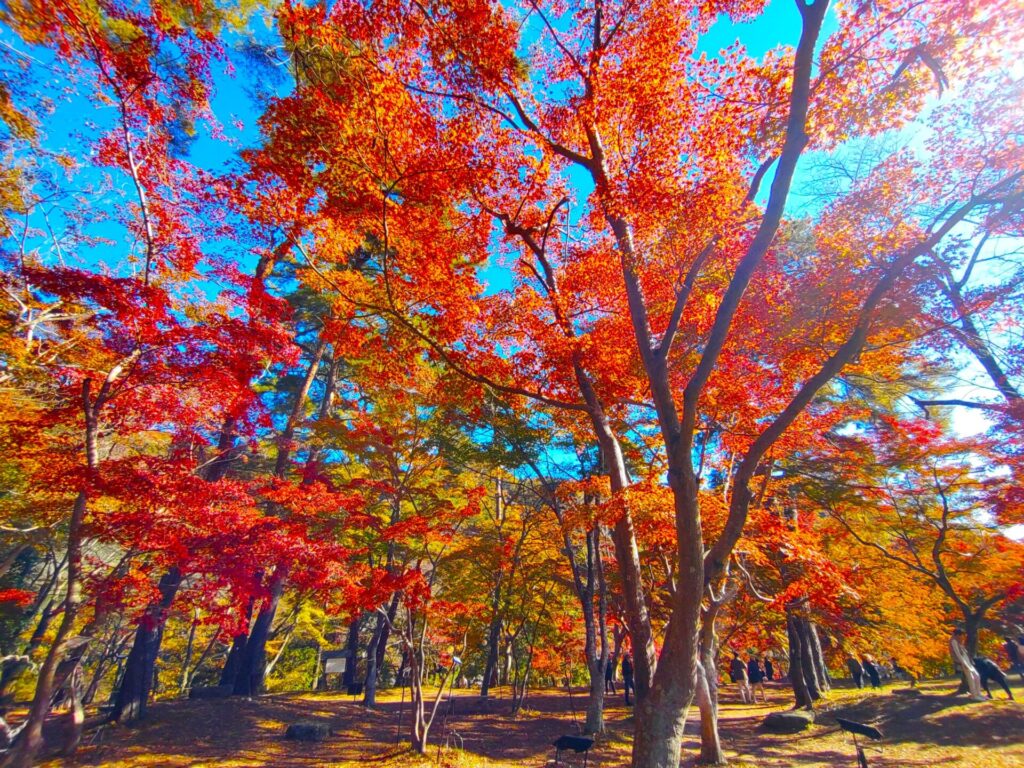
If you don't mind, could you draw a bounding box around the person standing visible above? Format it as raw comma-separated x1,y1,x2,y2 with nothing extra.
861,655,882,689
973,656,1015,700
748,656,767,704
729,653,751,703
846,656,864,689
604,656,616,694
621,653,634,706
949,628,985,700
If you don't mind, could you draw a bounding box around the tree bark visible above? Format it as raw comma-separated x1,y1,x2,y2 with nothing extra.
695,660,725,766
480,571,505,698
83,626,131,706
112,568,181,721
583,525,609,735
178,614,199,696
342,615,362,690
807,622,830,692
232,568,287,696
219,633,247,687
630,578,703,768
181,631,218,695
794,617,821,702
363,593,399,707
787,614,811,709
697,604,725,766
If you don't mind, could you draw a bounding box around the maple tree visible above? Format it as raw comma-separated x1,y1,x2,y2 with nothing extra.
244,0,1024,764
800,419,1024,660
0,0,296,761
0,0,1023,766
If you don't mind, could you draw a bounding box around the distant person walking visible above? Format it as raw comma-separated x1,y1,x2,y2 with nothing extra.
729,653,751,703
748,656,768,703
846,656,864,689
621,653,635,706
973,656,1015,700
861,656,882,689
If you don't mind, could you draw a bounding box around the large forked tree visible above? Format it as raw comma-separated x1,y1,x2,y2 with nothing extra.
243,1,1024,765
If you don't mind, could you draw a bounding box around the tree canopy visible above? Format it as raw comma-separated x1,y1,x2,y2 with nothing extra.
0,0,1022,766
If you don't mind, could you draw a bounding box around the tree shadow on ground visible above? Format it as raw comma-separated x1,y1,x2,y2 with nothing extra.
708,679,1023,767
67,689,634,767
828,689,1022,749
52,680,1024,767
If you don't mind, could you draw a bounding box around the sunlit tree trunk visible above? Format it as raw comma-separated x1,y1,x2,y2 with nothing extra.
697,603,725,765
0,369,127,768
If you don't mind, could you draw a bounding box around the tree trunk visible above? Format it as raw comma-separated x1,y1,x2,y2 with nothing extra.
404,616,455,757
807,622,830,692
480,603,503,698
0,600,57,707
631,681,692,768
697,606,725,766
607,490,656,703
83,627,130,706
112,568,181,721
363,599,391,707
219,592,257,688
964,614,981,658
787,614,811,709
794,618,821,702
584,651,605,735
181,632,218,695
178,614,199,696
232,568,286,697
264,625,294,679
695,660,725,766
58,665,85,757
0,487,88,768
219,634,247,687
342,616,362,689
630,589,701,768
954,611,984,694
582,524,609,735
375,597,398,682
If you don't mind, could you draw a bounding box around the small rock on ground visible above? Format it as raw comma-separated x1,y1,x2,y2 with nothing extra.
762,710,815,733
285,721,331,742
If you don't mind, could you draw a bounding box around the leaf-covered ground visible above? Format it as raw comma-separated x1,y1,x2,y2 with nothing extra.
46,677,1024,767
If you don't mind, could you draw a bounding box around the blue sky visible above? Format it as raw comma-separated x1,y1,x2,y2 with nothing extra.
4,0,1013,499
5,0,834,276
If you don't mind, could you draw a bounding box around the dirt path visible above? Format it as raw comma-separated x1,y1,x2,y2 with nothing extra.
43,678,1024,767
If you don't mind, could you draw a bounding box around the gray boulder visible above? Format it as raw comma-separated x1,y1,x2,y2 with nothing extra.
762,709,815,733
285,721,331,742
